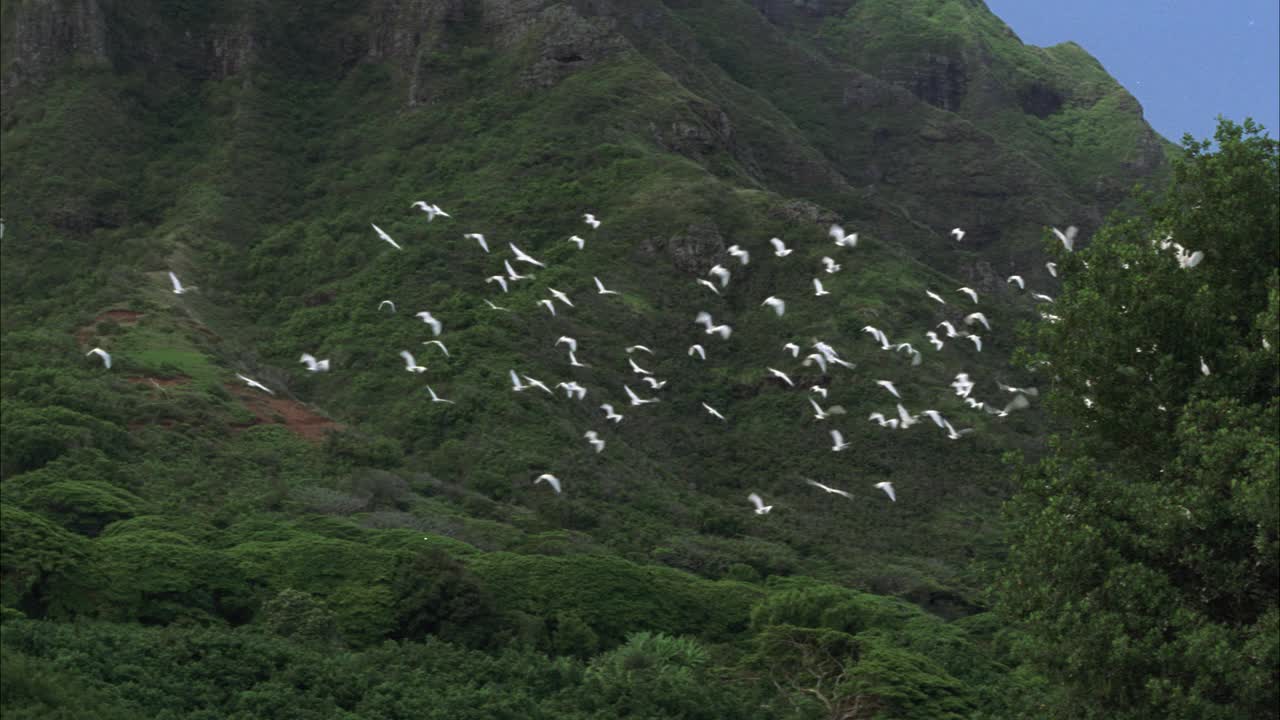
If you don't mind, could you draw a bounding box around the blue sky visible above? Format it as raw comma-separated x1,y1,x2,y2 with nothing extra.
984,0,1279,143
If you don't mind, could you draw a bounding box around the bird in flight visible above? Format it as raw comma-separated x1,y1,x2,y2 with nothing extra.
874,481,897,502
168,271,195,295
708,264,731,288
378,299,396,312
486,275,509,293
584,430,605,453
372,223,402,250
538,299,557,316
426,386,455,404
484,299,510,312
830,429,851,451
536,474,562,493
727,245,750,265
299,353,330,372
950,228,965,241
688,344,706,360
767,367,795,387
422,340,450,357
875,379,900,398
86,347,112,368
548,288,575,308
821,256,841,274
964,312,991,331
568,235,586,250
236,373,275,394
808,397,846,420
1006,275,1025,290
702,402,726,421
628,357,653,376
556,336,578,353
966,335,983,352
748,493,773,515
600,404,624,423
925,289,946,305
411,201,450,220
805,479,853,499
762,296,786,317
770,237,793,257
1052,225,1077,252
829,225,857,248
399,351,427,374
504,259,533,281
1045,261,1058,278
813,278,830,297
556,381,587,400
624,385,660,406
696,278,721,295
695,311,732,339
522,375,554,394
642,377,667,390
509,242,546,267
414,312,443,336
464,233,489,252
957,287,979,304
783,343,800,357
626,345,654,355
583,213,601,229
594,276,620,295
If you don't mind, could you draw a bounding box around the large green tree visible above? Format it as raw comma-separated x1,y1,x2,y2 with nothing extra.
1000,119,1279,718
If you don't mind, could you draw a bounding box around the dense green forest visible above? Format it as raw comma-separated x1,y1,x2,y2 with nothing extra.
1,0,1275,717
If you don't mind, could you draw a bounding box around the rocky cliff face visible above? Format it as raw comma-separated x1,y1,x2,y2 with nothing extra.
1,0,109,95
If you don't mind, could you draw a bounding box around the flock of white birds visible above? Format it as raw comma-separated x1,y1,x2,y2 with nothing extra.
81,200,1205,516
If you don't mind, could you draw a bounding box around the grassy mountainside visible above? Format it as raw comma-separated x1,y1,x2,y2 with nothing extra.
0,0,1170,715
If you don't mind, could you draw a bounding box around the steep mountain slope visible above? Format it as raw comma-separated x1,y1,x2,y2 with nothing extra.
0,1,1172,710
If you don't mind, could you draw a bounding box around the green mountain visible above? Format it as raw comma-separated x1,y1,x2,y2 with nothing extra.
0,0,1175,716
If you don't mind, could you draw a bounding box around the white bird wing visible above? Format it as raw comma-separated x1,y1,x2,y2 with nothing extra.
770,237,787,254
372,223,401,249
830,429,846,448
168,271,184,293
763,297,786,316
875,482,896,502
814,278,827,295
509,242,546,267
748,493,766,511
87,348,112,368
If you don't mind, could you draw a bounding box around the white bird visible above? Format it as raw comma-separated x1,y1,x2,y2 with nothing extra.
951,373,975,398
813,278,831,297
1031,292,1055,303
556,381,587,400
994,394,1031,416
548,288,575,308
509,242,546,267
943,420,974,440
727,245,750,265
708,265,731,288
1052,225,1078,252
702,402,726,421
830,429,851,451
299,353,330,372
486,275,510,293
950,227,965,241
168,271,194,295
926,289,947,305
509,369,528,391
626,345,655,355
568,235,586,250
896,403,920,429
810,386,829,399
938,321,960,338
464,233,489,252
568,350,590,368
372,223,402,250
556,336,578,353
236,373,275,394
748,493,773,515
628,357,653,376
583,213,601,229
399,351,427,374
875,380,900,398
594,276,620,295
584,430,605,453
422,340,450,357
378,299,396,313
821,256,841,274
996,381,1039,397
868,412,899,429
523,375,554,394
414,312,443,336
1007,275,1025,290
538,299,557,316
964,312,991,331
695,311,732,339
1178,249,1205,269
862,326,890,350
925,331,944,351
966,335,983,352
536,474,562,494
504,259,532,281
803,353,828,373
696,278,721,295
688,344,706,360
426,386,455,404
1200,356,1211,376
601,404,624,423
484,299,510,312
805,479,853,499
1045,261,1058,278
920,409,947,429
411,201,450,220
874,482,896,502
809,397,846,420
624,385,659,406
783,343,800,357
829,225,857,248
770,237,793,257
762,296,786,317
86,347,112,369
767,367,795,387
642,377,667,390
957,287,979,304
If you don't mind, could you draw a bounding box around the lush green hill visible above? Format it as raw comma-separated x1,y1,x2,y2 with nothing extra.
1,0,1173,715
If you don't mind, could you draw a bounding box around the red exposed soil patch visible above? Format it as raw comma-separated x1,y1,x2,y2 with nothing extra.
225,383,342,442
76,309,144,347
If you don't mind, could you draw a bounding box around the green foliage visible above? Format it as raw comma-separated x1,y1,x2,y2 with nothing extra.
389,548,499,647
0,504,89,614
1000,119,1280,718
25,480,142,536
